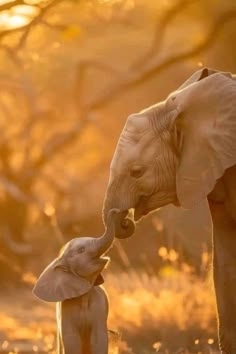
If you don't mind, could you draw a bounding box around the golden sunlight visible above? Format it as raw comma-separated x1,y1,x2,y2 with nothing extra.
98,0,123,3
44,202,55,217
12,4,39,16
0,12,29,29
0,0,13,4
24,0,43,4
0,4,39,30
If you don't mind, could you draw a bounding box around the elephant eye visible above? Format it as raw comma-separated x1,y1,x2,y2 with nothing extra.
130,165,144,178
77,246,85,253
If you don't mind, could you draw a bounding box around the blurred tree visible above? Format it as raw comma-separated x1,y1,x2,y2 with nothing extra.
0,0,236,279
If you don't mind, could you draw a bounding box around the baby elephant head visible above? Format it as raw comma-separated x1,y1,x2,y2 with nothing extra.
33,209,120,302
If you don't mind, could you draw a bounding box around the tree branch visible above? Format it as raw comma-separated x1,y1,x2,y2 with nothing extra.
33,59,121,168
0,0,64,46
132,0,195,69
31,9,236,170
132,10,236,86
86,9,236,111
33,121,87,168
16,0,64,50
0,173,65,246
0,175,31,203
40,19,68,31
0,0,25,12
2,2,234,173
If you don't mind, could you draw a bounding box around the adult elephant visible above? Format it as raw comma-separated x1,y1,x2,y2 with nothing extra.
103,68,236,354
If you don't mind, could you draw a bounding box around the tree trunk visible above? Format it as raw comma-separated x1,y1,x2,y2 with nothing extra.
1,196,28,243
0,179,32,283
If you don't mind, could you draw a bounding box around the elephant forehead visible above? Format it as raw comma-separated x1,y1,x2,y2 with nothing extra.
111,135,157,172
125,113,150,133
125,102,165,132
67,237,92,250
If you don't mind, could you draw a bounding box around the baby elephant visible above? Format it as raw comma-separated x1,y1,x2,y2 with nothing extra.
33,209,120,354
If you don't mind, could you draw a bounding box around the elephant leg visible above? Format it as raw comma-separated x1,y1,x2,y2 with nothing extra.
90,325,108,354
209,201,236,354
61,333,82,354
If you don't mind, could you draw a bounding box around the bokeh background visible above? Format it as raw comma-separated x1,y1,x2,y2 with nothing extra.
0,0,236,352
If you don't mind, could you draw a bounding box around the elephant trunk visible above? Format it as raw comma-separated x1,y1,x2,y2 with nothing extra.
92,209,119,256
103,194,135,239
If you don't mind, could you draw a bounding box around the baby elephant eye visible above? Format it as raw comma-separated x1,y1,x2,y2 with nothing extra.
77,246,85,253
130,165,144,178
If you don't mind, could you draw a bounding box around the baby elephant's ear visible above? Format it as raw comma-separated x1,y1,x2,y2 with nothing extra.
33,257,92,302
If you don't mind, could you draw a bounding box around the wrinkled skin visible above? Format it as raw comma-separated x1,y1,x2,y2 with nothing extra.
33,209,120,354
103,102,179,237
103,68,236,353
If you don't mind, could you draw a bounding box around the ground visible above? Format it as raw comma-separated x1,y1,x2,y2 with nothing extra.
0,264,220,354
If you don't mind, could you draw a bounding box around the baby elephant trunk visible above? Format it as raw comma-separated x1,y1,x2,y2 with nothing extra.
92,209,120,256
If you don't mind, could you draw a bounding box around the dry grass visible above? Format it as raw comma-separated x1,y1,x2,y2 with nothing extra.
107,267,217,353
0,251,218,354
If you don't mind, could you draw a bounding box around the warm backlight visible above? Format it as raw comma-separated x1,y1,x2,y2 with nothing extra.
0,3,39,29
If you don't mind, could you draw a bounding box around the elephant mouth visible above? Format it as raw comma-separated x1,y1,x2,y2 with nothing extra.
133,193,178,221
92,253,110,261
133,204,151,221
115,197,150,223
133,195,151,221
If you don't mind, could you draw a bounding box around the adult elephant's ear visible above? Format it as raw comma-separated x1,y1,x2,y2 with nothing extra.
177,67,232,91
167,72,236,209
33,257,92,302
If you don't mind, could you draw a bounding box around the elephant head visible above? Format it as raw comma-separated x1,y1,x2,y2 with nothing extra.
103,68,236,238
33,209,119,302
